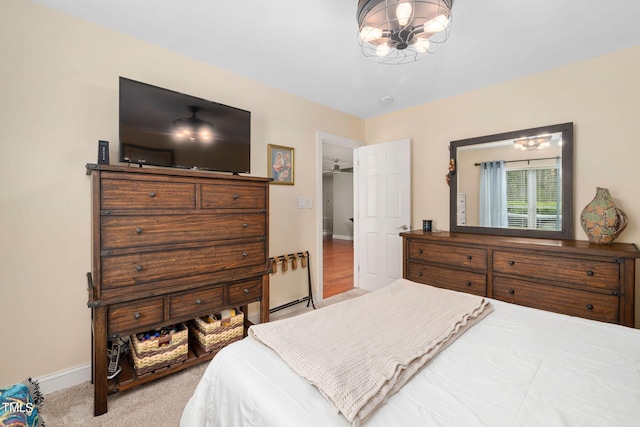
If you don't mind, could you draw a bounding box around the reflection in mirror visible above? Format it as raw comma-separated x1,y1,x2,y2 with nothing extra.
449,123,573,239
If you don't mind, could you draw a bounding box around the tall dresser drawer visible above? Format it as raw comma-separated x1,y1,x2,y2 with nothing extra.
228,278,263,305
101,241,266,290
101,179,196,210
101,213,266,249
107,297,164,336
407,241,487,271
493,276,619,324
201,183,266,209
168,286,225,319
493,251,620,291
407,262,486,296
101,242,266,291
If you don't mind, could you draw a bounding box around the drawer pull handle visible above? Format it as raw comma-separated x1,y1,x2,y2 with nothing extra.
242,223,249,228
466,256,472,260
586,270,594,276
586,304,594,310
417,272,423,276
242,251,248,257
233,194,240,199
136,265,144,272
466,281,472,286
508,260,515,266
135,227,143,234
134,312,141,319
149,192,156,198
195,299,202,305
418,249,423,254
243,288,250,294
509,289,515,295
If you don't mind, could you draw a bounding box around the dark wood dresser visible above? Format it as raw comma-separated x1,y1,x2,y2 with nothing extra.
86,164,270,416
401,231,639,327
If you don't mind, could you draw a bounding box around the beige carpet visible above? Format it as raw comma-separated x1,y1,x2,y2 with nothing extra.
42,288,368,426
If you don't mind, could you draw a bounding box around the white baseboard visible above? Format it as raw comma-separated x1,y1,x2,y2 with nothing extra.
252,295,321,324
332,234,353,241
37,363,91,395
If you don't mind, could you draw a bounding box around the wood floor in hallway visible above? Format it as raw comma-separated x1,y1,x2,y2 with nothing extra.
323,237,354,298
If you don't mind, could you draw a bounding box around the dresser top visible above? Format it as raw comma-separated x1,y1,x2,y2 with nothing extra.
86,163,271,183
401,230,640,258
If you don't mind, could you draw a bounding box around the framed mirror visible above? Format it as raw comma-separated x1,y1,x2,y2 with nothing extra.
449,122,573,239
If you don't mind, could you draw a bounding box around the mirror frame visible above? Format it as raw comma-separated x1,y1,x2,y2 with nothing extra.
449,122,574,240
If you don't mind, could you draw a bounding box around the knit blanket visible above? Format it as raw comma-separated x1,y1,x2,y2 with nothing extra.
249,278,493,426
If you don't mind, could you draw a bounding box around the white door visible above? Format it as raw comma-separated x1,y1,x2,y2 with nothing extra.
355,139,411,291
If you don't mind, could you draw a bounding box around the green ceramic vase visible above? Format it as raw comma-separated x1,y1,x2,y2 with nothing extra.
580,187,628,244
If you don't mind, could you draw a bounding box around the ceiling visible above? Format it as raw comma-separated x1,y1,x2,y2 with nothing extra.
322,144,356,175
33,0,640,120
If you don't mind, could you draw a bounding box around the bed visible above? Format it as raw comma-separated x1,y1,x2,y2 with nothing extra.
181,279,640,427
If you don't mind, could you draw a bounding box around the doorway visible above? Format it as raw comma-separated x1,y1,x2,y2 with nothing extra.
317,132,362,300
316,133,412,299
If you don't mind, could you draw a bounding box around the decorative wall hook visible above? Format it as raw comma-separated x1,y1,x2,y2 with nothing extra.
446,158,456,186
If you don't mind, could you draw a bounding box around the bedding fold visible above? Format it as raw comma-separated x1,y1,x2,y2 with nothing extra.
248,278,493,426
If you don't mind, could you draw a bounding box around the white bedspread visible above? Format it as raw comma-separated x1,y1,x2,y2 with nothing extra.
181,288,640,427
248,279,492,425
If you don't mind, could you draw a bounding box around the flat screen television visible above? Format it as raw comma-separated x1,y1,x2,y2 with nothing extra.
119,77,251,174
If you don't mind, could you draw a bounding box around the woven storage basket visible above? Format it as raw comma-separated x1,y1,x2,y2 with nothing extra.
131,323,188,375
190,310,244,353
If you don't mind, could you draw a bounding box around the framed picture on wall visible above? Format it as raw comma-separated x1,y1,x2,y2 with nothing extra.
268,144,294,185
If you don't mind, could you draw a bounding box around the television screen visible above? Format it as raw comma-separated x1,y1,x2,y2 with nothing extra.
119,77,251,173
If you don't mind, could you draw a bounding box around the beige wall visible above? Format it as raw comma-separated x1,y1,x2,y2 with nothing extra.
365,46,640,321
0,1,363,386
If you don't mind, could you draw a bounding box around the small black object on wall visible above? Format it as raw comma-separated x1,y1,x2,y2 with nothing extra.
98,140,110,165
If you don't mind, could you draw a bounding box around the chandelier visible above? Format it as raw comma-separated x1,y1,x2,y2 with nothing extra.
513,135,552,151
357,0,454,65
173,106,214,143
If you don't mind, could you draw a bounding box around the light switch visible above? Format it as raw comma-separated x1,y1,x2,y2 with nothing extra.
297,196,306,209
297,197,313,209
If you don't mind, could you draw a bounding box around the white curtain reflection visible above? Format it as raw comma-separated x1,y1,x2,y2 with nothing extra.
479,161,508,227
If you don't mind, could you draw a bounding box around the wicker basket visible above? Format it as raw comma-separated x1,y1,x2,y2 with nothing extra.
130,323,188,375
190,309,244,353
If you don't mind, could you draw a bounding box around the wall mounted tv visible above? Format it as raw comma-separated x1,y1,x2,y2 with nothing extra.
119,77,251,174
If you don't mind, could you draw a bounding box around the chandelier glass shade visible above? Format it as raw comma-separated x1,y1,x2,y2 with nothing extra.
513,135,553,151
357,0,454,64
173,106,214,143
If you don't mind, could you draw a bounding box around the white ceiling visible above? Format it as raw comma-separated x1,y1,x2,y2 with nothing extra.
322,144,356,173
33,0,640,120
